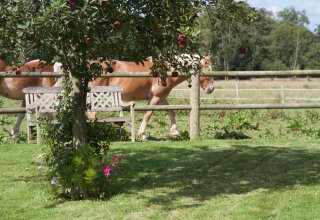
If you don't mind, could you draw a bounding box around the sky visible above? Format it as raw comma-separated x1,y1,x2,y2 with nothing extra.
244,0,320,32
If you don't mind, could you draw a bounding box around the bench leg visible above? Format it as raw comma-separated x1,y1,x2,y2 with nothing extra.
36,123,41,145
27,124,32,144
130,106,135,143
119,126,126,141
26,112,33,144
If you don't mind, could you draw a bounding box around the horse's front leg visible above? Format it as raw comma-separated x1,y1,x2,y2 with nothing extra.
138,96,163,140
160,100,180,137
11,100,25,138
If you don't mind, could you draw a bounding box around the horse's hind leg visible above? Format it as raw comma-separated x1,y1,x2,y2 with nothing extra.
138,96,163,140
160,100,180,137
11,100,26,138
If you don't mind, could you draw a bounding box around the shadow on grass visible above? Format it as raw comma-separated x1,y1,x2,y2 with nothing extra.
108,144,320,210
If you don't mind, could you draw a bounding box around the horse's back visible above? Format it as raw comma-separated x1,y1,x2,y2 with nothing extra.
0,60,56,100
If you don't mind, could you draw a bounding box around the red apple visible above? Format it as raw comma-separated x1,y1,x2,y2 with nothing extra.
67,0,77,10
171,71,179,77
177,34,186,43
160,78,167,87
15,69,21,75
107,67,114,73
113,20,123,31
239,46,246,54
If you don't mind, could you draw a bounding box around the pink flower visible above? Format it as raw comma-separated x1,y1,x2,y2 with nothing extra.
113,156,120,163
103,166,112,173
37,165,43,170
51,178,57,185
103,166,112,177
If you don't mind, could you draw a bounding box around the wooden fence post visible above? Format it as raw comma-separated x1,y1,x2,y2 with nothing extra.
190,74,200,140
236,83,240,104
280,85,285,104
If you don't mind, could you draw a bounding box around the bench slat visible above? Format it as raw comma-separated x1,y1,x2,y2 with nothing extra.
88,117,132,123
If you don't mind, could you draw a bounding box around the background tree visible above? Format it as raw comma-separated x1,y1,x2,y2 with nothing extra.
197,1,259,70
198,5,319,71
304,25,320,69
277,7,309,69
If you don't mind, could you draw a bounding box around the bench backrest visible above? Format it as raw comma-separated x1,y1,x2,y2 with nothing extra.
87,86,123,112
22,86,124,114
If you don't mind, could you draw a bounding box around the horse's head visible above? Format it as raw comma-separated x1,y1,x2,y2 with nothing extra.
199,55,214,94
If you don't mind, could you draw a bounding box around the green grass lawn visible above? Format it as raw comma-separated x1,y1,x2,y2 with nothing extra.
1,139,320,220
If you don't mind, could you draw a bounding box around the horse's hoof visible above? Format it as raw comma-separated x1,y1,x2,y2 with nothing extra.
170,129,180,137
10,131,19,139
138,133,148,141
141,135,148,141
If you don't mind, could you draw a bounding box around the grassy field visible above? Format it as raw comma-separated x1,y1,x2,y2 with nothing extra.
1,139,320,219
172,78,320,104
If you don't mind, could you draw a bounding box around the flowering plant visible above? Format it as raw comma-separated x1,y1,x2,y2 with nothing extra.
37,144,122,199
103,156,121,177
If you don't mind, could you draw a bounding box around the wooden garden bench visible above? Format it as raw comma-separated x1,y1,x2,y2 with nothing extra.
23,86,135,145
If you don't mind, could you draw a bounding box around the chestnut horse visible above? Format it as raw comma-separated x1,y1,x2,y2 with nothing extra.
89,56,214,140
0,59,56,137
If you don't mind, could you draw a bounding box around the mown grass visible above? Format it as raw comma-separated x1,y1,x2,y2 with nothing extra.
1,139,320,219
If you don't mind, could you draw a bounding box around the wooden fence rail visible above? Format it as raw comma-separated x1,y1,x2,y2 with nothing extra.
171,85,320,103
0,108,26,114
3,103,320,114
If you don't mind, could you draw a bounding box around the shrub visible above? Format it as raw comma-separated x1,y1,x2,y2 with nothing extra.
39,83,122,199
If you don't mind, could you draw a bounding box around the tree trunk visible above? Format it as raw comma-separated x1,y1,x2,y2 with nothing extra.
221,36,228,71
70,74,88,147
293,28,300,70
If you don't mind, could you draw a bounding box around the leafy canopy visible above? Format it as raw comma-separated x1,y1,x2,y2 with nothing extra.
0,0,257,78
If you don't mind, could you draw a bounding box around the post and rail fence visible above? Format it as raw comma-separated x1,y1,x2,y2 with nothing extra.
2,69,320,140
171,85,320,103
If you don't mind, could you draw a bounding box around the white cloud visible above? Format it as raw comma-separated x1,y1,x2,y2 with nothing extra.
303,0,320,15
269,5,281,15
243,0,320,31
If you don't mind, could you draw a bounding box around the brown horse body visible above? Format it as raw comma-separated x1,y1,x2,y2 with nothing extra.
90,57,214,139
0,60,56,137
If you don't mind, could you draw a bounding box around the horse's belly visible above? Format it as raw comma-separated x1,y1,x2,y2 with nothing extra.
121,90,150,101
109,78,152,101
0,78,38,100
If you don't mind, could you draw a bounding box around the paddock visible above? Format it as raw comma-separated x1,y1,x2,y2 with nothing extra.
1,70,320,140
